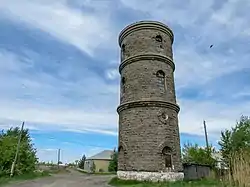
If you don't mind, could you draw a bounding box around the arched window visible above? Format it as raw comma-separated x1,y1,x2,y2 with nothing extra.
121,44,126,61
156,70,166,92
156,35,163,42
118,146,123,152
162,146,172,168
156,70,165,78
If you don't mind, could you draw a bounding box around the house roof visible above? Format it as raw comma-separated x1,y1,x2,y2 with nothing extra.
87,150,114,160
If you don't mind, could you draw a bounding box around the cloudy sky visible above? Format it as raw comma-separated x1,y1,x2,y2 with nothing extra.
0,0,249,163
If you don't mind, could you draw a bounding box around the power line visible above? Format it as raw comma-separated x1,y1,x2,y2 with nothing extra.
203,120,209,153
57,148,61,168
10,121,25,177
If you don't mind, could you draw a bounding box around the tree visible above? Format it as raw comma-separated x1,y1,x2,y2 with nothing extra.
0,127,37,176
219,115,250,167
182,143,217,168
90,162,96,173
108,150,118,172
78,155,86,169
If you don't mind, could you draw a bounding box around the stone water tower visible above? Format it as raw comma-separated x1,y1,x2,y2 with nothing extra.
117,21,184,181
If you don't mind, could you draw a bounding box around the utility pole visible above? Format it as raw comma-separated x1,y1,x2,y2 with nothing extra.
57,148,61,168
10,121,25,177
203,120,209,153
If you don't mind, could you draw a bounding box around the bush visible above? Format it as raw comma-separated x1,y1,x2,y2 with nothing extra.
108,151,118,172
0,127,38,177
78,155,86,169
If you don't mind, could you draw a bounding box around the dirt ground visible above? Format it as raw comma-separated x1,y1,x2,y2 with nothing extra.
4,169,115,187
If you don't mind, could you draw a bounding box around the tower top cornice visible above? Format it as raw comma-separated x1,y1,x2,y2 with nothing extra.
118,21,174,47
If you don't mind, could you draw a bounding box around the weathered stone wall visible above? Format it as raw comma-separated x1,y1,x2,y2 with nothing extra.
117,21,183,176
118,104,182,172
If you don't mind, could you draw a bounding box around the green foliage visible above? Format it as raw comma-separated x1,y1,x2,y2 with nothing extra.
108,151,118,172
90,162,96,173
182,143,217,167
78,154,86,169
219,115,250,167
109,177,224,187
0,127,38,177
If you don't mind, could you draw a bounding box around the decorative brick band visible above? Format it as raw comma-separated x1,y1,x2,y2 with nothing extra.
117,171,184,182
117,100,180,114
118,21,174,46
119,54,175,73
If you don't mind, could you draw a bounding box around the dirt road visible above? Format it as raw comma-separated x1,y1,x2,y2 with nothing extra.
4,170,115,187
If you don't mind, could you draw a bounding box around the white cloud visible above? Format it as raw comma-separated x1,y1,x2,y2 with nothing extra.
119,0,250,88
0,0,249,141
0,49,118,135
174,44,250,89
105,68,119,80
178,99,250,137
0,0,113,56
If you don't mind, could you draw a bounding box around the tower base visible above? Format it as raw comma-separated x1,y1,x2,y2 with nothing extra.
117,171,184,182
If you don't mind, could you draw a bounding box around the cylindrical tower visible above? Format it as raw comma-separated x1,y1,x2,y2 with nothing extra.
117,21,184,181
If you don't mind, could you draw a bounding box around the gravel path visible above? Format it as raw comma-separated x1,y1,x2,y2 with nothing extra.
4,170,115,187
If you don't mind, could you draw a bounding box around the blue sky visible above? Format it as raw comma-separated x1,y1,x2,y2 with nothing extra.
0,0,250,163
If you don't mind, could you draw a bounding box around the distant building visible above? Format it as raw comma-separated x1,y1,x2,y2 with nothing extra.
84,150,114,172
212,151,228,169
183,163,212,180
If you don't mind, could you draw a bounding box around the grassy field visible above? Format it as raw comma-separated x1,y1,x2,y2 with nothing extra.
0,171,50,186
108,177,225,187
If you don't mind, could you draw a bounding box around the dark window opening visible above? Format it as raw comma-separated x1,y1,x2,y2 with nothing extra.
121,44,125,52
156,35,163,42
118,146,123,152
156,70,165,78
162,146,172,168
165,155,172,168
121,77,125,85
162,146,171,154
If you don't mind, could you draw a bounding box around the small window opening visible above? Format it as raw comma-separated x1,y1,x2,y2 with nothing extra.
156,35,163,42
121,77,125,85
156,70,165,78
118,146,123,152
121,77,125,93
121,44,125,52
162,146,171,154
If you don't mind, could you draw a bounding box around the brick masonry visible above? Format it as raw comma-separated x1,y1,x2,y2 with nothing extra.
117,21,183,178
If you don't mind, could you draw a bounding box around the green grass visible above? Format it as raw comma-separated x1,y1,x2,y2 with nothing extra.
108,177,226,187
0,171,50,186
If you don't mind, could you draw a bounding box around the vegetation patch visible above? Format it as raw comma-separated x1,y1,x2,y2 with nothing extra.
109,177,224,187
0,171,50,186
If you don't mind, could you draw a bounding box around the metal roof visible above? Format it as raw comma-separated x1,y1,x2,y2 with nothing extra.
87,150,114,160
